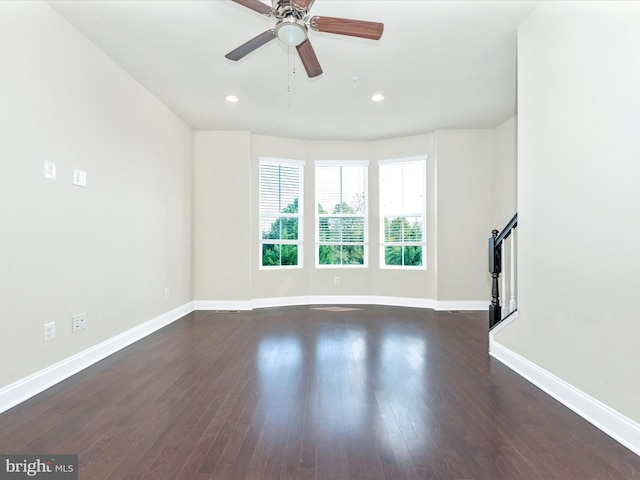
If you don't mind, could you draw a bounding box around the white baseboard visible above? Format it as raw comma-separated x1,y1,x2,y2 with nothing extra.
193,299,254,311
434,300,490,311
195,296,488,312
490,339,640,457
488,311,519,338
0,302,194,415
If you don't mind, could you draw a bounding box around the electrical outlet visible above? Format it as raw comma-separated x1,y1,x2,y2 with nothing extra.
72,313,87,332
334,276,341,285
43,322,56,342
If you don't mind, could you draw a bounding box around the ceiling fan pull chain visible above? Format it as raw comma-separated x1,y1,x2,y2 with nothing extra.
287,46,291,93
287,46,298,94
292,46,297,75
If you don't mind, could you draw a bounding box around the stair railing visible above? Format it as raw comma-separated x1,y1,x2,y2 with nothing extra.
488,213,518,329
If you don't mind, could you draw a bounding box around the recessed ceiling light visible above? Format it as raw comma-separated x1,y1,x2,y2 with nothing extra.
371,93,385,102
225,94,239,103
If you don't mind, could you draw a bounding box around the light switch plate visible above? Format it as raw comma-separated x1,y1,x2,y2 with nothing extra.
44,321,56,342
73,169,87,187
44,161,56,179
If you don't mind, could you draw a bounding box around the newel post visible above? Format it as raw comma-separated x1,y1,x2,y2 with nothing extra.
488,229,502,328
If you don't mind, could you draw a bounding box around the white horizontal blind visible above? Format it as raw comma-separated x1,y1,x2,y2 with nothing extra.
379,157,426,268
315,162,368,266
259,159,304,268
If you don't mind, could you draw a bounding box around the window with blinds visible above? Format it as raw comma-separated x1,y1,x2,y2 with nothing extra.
379,157,426,268
315,161,369,266
259,158,304,268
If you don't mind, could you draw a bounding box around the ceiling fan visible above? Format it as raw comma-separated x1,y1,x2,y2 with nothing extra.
225,0,384,78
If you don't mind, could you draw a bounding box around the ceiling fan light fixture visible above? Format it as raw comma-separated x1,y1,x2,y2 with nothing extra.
275,18,307,47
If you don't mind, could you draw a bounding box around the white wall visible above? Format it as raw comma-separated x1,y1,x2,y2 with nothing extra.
435,130,495,301
193,131,252,301
0,2,193,388
495,1,640,423
493,116,518,228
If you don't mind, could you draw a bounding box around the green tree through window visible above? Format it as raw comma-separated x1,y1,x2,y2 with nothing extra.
383,216,423,266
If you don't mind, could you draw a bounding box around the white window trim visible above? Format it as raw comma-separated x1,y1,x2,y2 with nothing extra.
315,159,370,167
379,156,427,270
261,157,306,167
259,157,305,270
378,155,425,166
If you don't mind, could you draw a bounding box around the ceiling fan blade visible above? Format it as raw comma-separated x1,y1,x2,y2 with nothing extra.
310,16,384,40
225,30,276,61
231,0,272,15
296,39,322,78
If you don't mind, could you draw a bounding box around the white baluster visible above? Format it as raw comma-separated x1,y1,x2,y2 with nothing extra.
501,241,507,318
509,229,517,313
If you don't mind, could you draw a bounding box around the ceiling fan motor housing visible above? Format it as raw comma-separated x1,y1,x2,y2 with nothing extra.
272,0,312,20
275,18,308,47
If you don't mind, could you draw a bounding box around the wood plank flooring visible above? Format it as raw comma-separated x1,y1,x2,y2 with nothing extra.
1,305,639,479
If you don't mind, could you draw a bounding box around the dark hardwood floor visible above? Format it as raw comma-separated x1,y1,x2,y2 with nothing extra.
1,306,639,479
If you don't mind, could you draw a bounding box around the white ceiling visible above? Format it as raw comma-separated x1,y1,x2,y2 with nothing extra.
48,0,539,141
